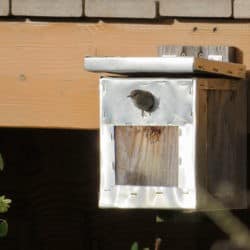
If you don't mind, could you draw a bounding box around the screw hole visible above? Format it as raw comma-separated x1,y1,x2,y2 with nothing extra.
213,27,218,32
19,74,26,81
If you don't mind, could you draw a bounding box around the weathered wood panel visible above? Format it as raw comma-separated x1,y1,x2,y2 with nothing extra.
194,58,246,79
195,82,208,208
206,79,247,208
0,21,250,129
115,126,178,186
158,45,237,62
196,78,247,209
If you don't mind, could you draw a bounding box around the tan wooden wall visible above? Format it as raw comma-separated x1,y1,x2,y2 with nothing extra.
0,20,249,130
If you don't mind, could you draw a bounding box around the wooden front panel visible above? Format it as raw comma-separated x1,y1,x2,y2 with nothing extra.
115,126,179,187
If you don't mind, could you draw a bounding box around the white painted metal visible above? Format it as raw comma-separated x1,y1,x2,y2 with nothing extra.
99,77,197,209
85,57,195,74
101,78,193,126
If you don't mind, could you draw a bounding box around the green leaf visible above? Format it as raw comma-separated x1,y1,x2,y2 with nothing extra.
156,215,165,223
131,242,139,250
0,196,11,213
0,220,8,237
0,153,4,171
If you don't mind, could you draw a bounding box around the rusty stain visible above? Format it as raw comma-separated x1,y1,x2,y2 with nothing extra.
143,127,163,143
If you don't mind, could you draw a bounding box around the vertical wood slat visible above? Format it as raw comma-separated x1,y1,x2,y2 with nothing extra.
115,126,179,187
195,81,208,208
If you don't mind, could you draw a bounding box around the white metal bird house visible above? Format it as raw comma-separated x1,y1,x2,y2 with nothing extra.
84,46,247,210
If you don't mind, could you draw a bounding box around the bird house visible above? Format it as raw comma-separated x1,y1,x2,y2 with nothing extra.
84,47,247,210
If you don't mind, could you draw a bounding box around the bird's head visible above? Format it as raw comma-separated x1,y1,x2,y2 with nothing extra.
127,90,141,99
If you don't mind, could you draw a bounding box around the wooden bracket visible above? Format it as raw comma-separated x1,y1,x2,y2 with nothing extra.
194,58,246,79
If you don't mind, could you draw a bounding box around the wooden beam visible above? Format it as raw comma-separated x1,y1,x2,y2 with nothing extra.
0,20,250,129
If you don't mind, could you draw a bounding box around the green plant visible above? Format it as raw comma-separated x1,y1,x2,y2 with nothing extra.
0,153,11,237
130,242,139,250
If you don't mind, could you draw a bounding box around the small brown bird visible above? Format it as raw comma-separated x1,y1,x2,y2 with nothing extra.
127,89,155,116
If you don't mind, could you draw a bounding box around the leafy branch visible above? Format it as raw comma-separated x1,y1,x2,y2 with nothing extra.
0,153,11,237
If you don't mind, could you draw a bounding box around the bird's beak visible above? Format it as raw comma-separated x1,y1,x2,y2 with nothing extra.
127,94,132,98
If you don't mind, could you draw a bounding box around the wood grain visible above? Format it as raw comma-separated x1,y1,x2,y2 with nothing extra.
158,45,237,62
206,79,247,209
195,82,208,208
0,20,250,129
198,78,238,90
194,58,246,79
196,78,247,209
115,126,178,186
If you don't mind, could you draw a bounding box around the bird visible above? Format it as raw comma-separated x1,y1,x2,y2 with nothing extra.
127,89,155,116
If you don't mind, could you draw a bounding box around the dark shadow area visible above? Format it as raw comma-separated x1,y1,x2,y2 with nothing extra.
246,70,250,136
1,15,250,25
0,15,174,25
0,128,248,250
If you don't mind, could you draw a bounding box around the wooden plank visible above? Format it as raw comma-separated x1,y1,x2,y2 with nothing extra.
0,21,250,129
195,81,208,208
206,78,247,209
194,58,246,79
196,78,247,209
115,126,178,187
198,78,238,90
